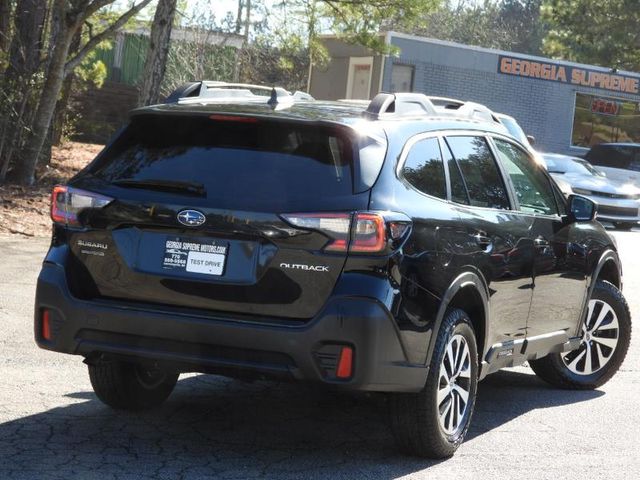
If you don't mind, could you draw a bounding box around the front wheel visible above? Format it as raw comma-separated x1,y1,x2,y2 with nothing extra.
530,280,631,389
389,308,478,458
88,359,179,410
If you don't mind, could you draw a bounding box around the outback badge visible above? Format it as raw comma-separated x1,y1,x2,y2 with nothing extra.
177,209,206,227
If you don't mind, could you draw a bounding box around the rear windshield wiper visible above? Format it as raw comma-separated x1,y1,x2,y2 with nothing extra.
111,179,206,197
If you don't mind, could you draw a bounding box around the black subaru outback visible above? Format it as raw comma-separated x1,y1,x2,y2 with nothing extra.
35,83,631,458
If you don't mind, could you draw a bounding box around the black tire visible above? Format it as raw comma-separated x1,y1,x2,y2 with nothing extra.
88,359,179,410
530,280,631,390
613,222,635,231
389,308,478,458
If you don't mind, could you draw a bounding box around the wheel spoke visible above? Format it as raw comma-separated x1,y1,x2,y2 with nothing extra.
565,348,587,371
437,385,450,406
446,343,455,377
456,341,470,376
595,322,618,331
592,336,618,350
453,383,469,405
593,341,603,369
583,343,593,374
591,303,612,332
446,397,454,431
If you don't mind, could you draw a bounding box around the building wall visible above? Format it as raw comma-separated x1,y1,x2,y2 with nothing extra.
310,38,383,100
382,34,640,156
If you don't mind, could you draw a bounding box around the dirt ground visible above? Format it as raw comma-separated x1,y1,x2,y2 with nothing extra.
0,142,103,237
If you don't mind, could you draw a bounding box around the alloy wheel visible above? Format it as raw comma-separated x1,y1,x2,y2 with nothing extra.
562,299,619,375
437,334,472,436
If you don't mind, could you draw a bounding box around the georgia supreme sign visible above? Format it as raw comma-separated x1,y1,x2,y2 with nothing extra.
498,55,639,95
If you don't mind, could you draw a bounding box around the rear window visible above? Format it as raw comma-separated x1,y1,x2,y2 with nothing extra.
89,115,354,207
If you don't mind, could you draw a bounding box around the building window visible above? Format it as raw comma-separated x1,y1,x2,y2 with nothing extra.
391,64,414,92
572,92,640,148
346,56,373,100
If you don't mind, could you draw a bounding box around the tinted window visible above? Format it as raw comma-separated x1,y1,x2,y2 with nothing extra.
586,145,640,170
441,140,469,204
89,115,353,211
402,137,446,199
445,136,510,209
494,140,558,215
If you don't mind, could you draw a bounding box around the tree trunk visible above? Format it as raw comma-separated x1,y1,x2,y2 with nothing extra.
138,0,178,106
0,0,11,53
233,0,250,82
13,29,74,185
0,0,47,183
51,30,81,147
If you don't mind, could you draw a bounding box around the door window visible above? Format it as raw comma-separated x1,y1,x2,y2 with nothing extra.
445,136,510,209
493,139,559,215
401,137,446,199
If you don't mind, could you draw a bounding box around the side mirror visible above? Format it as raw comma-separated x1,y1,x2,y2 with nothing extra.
568,194,597,222
526,135,536,146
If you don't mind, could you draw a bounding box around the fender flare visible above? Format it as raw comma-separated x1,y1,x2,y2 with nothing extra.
588,249,621,294
574,249,622,336
424,270,490,366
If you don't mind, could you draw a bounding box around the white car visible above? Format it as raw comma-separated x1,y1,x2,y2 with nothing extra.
542,153,640,230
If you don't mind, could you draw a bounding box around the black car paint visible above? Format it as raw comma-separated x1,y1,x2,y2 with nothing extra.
34,101,621,390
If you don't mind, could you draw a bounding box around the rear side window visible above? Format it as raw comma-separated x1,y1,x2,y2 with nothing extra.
445,136,510,210
401,137,446,199
89,115,354,210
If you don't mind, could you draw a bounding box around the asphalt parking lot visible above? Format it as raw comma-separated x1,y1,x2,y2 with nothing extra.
1,229,639,480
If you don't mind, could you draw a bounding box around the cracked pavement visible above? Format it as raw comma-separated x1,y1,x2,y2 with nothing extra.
0,231,639,479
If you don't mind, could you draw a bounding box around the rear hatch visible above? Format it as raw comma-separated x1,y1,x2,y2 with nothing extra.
59,112,381,320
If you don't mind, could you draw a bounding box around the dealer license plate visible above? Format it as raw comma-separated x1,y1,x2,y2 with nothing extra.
162,236,228,276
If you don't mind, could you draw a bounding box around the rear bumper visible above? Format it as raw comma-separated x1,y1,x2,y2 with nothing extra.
35,262,428,392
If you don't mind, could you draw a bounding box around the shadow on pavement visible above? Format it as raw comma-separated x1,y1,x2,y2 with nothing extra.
0,369,603,479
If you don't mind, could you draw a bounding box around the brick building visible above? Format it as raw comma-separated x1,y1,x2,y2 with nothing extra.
309,32,640,156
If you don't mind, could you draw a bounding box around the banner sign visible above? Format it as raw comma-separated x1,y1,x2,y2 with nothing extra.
498,55,639,95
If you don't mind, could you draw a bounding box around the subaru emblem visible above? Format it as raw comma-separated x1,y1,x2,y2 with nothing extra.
177,209,206,227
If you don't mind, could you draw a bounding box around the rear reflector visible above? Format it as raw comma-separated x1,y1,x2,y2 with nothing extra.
336,346,354,379
41,309,51,341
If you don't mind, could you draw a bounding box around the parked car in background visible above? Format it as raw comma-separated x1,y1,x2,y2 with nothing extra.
495,113,536,149
584,143,640,186
542,153,640,230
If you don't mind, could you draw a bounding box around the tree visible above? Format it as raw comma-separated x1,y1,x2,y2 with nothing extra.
542,0,640,71
138,0,178,106
13,0,153,185
0,0,47,181
0,0,12,54
391,0,547,54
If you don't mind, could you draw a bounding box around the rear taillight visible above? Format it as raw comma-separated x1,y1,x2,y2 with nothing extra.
351,213,386,252
281,213,352,252
51,185,113,227
282,211,410,254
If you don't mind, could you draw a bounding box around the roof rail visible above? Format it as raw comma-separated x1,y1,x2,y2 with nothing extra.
163,81,314,109
364,92,500,124
365,93,438,119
